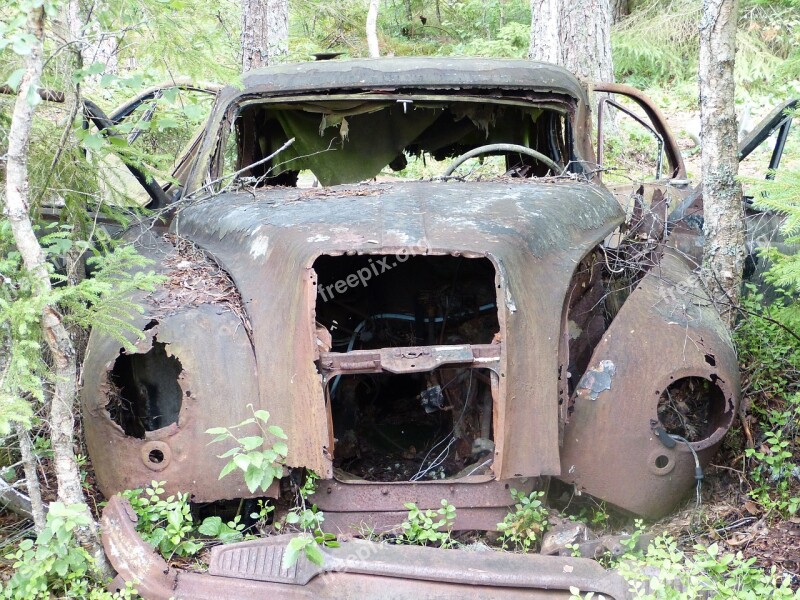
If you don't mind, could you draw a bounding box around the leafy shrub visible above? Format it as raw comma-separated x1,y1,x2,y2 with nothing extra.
0,502,136,599
496,489,548,552
396,499,457,548
206,403,288,494
617,537,798,599
122,481,203,558
277,472,339,568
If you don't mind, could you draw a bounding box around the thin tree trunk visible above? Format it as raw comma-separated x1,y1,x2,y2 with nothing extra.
241,0,288,71
3,4,108,571
67,0,117,86
699,0,743,325
403,0,412,24
367,0,380,58
15,425,46,530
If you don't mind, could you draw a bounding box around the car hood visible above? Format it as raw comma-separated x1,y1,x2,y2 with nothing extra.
173,181,624,478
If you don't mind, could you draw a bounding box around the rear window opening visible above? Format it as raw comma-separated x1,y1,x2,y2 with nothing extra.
313,254,500,350
331,367,495,482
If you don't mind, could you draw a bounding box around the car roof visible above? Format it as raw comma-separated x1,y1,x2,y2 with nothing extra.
235,57,588,103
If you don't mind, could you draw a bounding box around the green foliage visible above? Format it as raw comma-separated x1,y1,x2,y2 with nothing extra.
290,0,531,60
449,22,529,58
206,404,288,494
613,0,798,89
122,481,203,558
734,289,800,517
746,424,800,516
197,514,245,543
735,286,800,400
276,471,339,569
617,537,799,599
396,499,457,548
0,220,164,435
496,489,548,552
0,502,136,599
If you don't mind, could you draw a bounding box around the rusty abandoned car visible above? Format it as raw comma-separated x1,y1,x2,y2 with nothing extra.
75,57,770,598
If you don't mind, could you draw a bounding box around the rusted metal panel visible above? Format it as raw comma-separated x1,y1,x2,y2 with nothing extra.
102,495,631,599
238,58,589,101
319,344,501,375
173,181,624,480
82,232,263,501
558,251,740,518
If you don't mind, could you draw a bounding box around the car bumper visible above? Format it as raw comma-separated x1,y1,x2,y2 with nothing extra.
102,495,631,599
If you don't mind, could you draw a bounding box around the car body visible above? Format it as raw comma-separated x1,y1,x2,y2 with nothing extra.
75,57,774,598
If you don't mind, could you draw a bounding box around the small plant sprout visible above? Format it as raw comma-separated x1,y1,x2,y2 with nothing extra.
397,499,457,548
280,472,340,569
496,489,548,552
206,403,288,494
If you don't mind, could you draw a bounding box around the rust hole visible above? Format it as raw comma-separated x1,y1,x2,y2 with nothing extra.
108,339,183,438
148,449,165,464
657,377,726,443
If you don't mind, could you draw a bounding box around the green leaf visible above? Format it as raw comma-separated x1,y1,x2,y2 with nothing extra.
218,461,237,480
244,465,261,493
273,441,288,456
198,516,222,537
5,68,24,91
233,454,250,472
253,409,270,422
268,425,288,439
304,542,324,565
238,436,263,451
82,133,105,152
282,536,310,570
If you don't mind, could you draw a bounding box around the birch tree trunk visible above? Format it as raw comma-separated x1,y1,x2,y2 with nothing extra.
241,0,289,71
16,425,47,530
699,0,744,325
367,0,381,58
528,0,614,83
65,0,117,87
3,5,107,570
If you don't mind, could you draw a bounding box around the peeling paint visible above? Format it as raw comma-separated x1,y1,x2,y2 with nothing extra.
576,360,616,401
250,235,270,259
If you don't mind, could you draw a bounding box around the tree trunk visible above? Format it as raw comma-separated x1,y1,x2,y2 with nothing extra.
3,4,108,571
699,0,743,325
15,425,46,530
611,0,629,24
529,0,614,83
67,0,117,84
528,0,560,64
367,0,380,58
241,0,288,71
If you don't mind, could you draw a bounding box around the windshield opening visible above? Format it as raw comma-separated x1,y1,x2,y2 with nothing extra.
210,96,572,189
